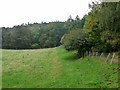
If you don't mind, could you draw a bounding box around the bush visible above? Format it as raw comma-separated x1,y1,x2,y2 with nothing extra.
61,29,93,57
31,43,40,49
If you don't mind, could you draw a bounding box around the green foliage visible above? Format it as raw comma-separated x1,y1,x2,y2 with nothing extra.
31,43,40,49
2,15,85,49
64,15,86,31
61,29,93,57
61,15,87,56
2,22,68,49
89,2,120,53
101,31,120,52
62,2,120,56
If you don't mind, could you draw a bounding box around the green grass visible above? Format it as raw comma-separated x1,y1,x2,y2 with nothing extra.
2,46,119,88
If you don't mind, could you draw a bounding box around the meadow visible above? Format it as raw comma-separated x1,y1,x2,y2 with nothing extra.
2,46,119,88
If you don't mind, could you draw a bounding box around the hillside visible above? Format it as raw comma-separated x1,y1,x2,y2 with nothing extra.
2,46,119,88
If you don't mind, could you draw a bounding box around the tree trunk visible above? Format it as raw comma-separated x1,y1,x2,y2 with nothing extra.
77,49,82,58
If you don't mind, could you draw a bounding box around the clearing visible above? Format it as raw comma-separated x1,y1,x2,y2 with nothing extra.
2,46,119,88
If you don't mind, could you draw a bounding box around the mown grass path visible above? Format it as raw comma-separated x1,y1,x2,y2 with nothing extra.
2,46,119,88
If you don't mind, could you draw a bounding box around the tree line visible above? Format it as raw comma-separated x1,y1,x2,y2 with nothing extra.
2,16,85,49
61,2,120,57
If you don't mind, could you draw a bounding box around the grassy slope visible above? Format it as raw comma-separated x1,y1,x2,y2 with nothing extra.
2,46,119,88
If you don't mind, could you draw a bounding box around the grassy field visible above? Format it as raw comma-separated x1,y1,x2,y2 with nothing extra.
2,46,119,88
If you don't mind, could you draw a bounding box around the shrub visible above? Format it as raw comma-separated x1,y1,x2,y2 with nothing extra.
31,43,40,49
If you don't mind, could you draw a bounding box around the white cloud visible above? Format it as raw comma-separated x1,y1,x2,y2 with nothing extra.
0,0,93,27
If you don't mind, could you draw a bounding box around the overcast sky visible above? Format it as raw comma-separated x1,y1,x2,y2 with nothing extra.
0,0,94,27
